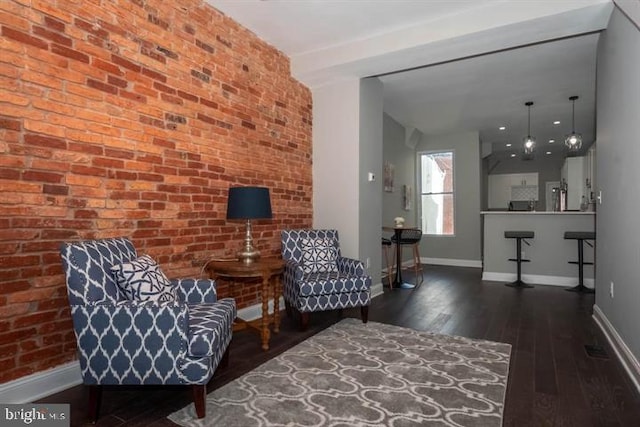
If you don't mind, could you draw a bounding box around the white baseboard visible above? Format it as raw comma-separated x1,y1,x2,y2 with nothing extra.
236,296,285,322
370,282,384,298
482,271,595,288
593,304,640,394
422,257,483,268
0,361,82,404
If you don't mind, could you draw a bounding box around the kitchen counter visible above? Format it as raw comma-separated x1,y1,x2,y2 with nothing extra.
482,211,596,287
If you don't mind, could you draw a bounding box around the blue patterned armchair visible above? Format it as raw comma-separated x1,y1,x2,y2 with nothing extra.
281,229,371,330
60,237,236,420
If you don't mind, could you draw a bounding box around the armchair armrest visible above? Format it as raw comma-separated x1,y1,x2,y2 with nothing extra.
283,259,304,281
337,256,366,276
70,302,189,383
172,278,218,304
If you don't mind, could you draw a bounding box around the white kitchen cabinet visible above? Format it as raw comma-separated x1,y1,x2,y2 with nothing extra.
561,156,586,210
510,173,538,187
488,173,539,209
585,144,596,202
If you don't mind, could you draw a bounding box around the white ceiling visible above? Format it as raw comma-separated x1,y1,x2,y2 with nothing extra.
380,33,599,156
207,0,613,158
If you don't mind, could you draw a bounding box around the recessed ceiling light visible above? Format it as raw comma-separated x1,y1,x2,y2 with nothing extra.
506,143,512,147
499,126,506,131
549,139,555,143
553,120,561,125
510,153,516,158
546,151,552,155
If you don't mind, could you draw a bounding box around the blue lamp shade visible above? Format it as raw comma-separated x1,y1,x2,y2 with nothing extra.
226,187,272,220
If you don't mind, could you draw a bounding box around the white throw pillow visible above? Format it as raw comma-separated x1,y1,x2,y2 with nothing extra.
111,255,176,303
300,238,339,274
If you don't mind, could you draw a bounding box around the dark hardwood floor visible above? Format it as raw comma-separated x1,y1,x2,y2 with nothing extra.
38,265,640,426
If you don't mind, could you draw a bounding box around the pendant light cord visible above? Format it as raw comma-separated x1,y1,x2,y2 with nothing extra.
572,98,576,133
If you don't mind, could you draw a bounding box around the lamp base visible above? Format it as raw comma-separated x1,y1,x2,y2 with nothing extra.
237,219,260,264
237,248,261,264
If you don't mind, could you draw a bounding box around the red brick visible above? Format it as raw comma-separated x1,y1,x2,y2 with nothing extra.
0,328,38,346
111,54,141,72
199,98,218,109
1,27,48,49
51,43,90,63
141,66,166,82
33,26,72,46
23,133,67,150
73,17,109,39
22,170,64,183
19,345,64,365
0,116,21,131
42,184,69,195
43,16,66,32
70,164,107,177
92,58,123,76
87,78,118,95
178,90,198,102
0,281,30,295
153,81,175,94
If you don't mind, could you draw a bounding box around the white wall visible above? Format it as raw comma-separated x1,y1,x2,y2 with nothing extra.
594,5,640,364
312,80,360,258
312,78,385,289
382,114,418,228
359,78,384,283
416,131,482,264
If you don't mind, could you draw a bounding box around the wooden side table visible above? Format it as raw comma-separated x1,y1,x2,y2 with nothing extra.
206,258,284,351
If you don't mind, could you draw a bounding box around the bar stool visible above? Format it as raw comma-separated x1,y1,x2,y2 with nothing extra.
564,231,595,293
381,237,394,288
391,228,424,286
504,230,534,288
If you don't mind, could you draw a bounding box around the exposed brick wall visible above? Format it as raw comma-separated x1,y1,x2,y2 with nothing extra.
0,0,312,384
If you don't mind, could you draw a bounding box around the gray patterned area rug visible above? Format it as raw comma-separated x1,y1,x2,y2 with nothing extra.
168,318,511,427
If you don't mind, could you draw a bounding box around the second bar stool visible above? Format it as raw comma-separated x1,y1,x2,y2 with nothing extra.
504,230,534,288
564,231,595,293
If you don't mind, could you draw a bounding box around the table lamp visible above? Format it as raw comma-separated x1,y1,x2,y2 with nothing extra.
226,186,272,264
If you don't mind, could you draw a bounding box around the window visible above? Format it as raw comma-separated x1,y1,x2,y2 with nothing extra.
419,151,454,235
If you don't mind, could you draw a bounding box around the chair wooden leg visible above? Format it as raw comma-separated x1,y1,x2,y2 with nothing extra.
413,244,424,285
300,312,309,331
192,384,206,419
361,305,369,323
87,385,102,423
219,345,230,369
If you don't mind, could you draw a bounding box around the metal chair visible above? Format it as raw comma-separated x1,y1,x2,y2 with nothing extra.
390,228,424,286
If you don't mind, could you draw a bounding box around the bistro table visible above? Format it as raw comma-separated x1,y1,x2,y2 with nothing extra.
206,258,284,351
383,226,416,289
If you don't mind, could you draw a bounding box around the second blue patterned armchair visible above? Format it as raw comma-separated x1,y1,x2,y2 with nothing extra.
281,229,371,330
60,237,236,421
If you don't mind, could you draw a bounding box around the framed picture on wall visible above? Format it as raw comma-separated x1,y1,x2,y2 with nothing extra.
403,185,412,210
384,161,394,192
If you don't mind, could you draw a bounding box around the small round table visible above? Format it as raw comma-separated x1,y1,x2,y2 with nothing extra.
206,258,284,351
383,226,416,289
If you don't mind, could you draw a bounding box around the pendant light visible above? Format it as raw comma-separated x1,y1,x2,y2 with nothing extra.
564,95,583,151
522,101,535,158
